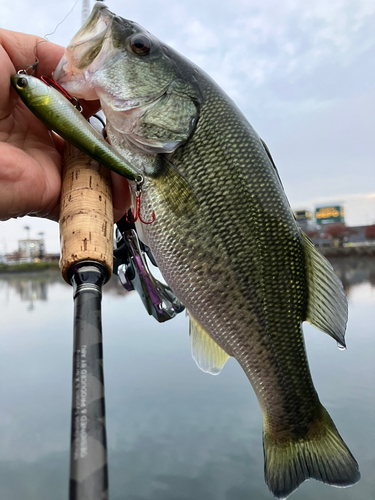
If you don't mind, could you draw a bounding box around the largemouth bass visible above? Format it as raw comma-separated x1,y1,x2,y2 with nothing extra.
54,4,360,498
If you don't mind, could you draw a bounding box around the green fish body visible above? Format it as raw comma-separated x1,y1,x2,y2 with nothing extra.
53,4,360,498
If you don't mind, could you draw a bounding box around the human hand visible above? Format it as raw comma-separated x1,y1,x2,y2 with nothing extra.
0,29,130,222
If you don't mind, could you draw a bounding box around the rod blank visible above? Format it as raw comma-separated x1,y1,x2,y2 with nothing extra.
69,262,108,500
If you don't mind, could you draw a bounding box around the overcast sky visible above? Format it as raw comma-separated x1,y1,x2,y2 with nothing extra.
1,0,374,253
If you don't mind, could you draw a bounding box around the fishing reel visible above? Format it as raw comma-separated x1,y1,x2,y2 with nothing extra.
114,214,185,323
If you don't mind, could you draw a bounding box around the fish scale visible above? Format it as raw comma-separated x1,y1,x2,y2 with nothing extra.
140,81,315,428
50,3,359,498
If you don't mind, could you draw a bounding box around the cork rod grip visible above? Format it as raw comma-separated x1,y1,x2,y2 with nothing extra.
59,143,114,284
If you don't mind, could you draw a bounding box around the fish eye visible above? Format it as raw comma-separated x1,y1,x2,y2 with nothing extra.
129,34,151,56
16,77,28,89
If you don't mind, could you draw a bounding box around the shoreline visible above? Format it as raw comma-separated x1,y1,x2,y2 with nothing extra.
319,246,375,258
0,261,60,274
1,244,374,275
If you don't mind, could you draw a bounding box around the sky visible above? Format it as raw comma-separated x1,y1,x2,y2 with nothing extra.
0,0,374,253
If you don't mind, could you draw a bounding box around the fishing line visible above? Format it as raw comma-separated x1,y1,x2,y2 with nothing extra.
44,0,81,41
29,0,81,73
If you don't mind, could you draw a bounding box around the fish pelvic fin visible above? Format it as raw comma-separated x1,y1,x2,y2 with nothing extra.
302,231,348,347
263,405,360,499
188,312,230,375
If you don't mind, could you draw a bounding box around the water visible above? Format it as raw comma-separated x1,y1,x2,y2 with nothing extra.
0,258,374,500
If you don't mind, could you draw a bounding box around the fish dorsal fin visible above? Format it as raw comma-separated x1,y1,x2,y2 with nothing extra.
302,232,348,347
189,313,230,375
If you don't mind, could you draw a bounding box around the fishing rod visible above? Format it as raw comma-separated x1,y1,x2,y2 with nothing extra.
60,143,112,499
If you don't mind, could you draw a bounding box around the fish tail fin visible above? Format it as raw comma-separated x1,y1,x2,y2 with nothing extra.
263,405,360,499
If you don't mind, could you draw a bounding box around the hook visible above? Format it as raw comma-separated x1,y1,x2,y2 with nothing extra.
126,176,155,225
40,74,82,111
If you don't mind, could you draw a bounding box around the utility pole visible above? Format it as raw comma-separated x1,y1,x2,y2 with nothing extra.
38,232,45,260
24,225,30,240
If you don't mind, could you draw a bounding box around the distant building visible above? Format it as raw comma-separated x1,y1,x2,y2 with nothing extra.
293,210,316,232
18,239,45,261
315,205,345,225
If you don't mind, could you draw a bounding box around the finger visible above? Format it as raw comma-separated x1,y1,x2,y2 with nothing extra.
0,45,18,120
0,29,65,120
0,142,62,221
0,29,64,77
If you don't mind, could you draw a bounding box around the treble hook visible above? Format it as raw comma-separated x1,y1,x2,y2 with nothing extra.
126,175,155,225
40,73,82,111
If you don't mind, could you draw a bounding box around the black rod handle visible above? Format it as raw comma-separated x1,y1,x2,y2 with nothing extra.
69,262,109,500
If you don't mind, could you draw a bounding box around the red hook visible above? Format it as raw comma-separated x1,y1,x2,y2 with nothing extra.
126,176,155,225
40,74,82,111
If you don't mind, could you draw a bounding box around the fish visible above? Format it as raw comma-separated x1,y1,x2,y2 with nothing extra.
10,73,138,181
53,4,360,498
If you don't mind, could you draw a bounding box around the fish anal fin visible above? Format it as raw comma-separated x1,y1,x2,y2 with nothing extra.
189,313,230,376
263,405,360,499
302,231,348,347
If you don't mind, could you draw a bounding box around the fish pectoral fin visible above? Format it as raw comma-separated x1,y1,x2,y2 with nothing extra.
302,231,348,347
189,312,230,376
263,404,360,499
152,157,198,218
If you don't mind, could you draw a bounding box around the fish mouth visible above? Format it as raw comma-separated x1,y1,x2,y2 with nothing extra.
71,2,112,50
53,3,115,100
